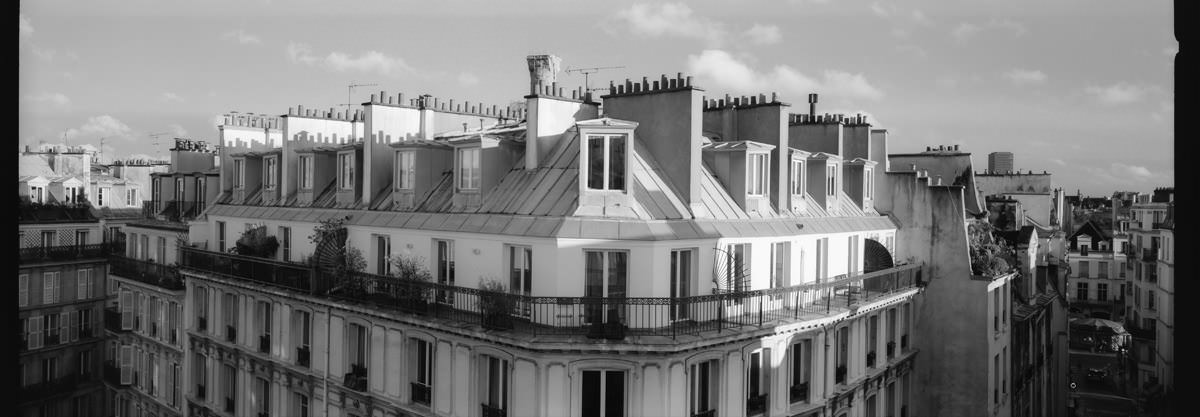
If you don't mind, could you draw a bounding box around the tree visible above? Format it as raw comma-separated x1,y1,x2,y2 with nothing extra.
969,221,1016,277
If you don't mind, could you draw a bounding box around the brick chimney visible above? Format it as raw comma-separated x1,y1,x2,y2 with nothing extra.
527,55,563,96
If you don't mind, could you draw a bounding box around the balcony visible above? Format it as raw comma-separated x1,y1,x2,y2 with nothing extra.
109,254,185,291
867,350,877,368
343,364,368,392
887,341,896,358
296,346,311,367
19,243,118,264
103,360,128,386
746,394,768,416
1142,249,1158,263
790,382,810,403
105,308,129,333
411,382,432,405
19,373,81,402
180,246,321,294
835,364,848,384
181,246,923,340
481,404,507,417
258,335,270,354
225,325,236,343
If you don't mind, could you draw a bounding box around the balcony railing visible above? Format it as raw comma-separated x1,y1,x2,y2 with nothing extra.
180,246,322,294
296,346,311,367
258,335,270,354
411,382,432,405
19,373,81,401
109,254,185,291
343,364,367,392
746,393,768,416
103,360,128,386
789,382,810,403
1142,249,1158,263
20,243,119,264
481,404,506,417
105,307,128,333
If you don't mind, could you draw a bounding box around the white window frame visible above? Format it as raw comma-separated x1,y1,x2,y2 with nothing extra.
339,153,355,190
411,338,434,406
20,274,29,307
98,187,108,206
747,153,769,196
216,221,226,252
791,159,804,196
233,159,245,189
396,150,416,190
827,164,837,196
279,226,291,262
480,355,510,414
790,339,813,404
77,269,93,300
126,188,138,206
584,134,628,191
457,147,481,191
43,271,60,304
865,168,874,199
264,157,278,190
690,359,720,416
298,155,313,190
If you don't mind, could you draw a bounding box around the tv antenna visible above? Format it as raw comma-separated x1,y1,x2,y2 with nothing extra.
339,81,378,114
148,132,171,160
565,66,626,92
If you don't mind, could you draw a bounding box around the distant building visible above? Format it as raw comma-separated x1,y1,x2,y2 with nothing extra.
1124,187,1173,413
1065,220,1127,320
988,152,1014,174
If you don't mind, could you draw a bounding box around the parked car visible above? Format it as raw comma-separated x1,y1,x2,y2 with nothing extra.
1087,368,1108,381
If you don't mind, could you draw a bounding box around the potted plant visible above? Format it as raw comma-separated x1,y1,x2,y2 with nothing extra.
234,224,279,258
390,254,432,314
478,278,515,330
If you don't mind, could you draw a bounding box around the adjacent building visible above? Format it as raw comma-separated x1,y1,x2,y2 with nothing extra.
1123,187,1173,412
987,152,1014,175
1065,220,1127,321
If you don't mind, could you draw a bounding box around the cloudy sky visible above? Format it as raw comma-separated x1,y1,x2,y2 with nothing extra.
19,0,1173,196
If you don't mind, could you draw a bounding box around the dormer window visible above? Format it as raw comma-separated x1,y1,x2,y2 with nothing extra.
865,168,873,199
396,151,416,190
233,159,245,189
98,187,108,206
176,178,185,203
457,148,481,191
747,153,769,196
790,159,805,196
338,153,354,190
31,186,45,203
586,134,626,191
298,156,313,189
264,157,278,190
126,189,138,206
826,164,837,196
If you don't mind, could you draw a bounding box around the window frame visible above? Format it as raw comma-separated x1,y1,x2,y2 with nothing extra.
396,150,416,190
456,147,482,191
583,134,629,192
338,152,355,190
233,159,245,189
297,155,313,190
264,157,278,190
746,152,770,196
790,158,805,196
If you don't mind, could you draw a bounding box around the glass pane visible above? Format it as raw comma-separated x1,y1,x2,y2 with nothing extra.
749,351,761,395
582,371,601,417
523,248,533,295
609,136,625,190
588,137,605,189
585,252,604,323
605,371,625,417
608,252,627,298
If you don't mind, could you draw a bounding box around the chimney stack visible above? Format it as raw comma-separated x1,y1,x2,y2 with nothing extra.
808,93,818,117
526,54,563,96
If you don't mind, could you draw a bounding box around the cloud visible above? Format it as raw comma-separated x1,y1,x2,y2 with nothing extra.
64,115,137,142
167,124,188,137
1111,163,1152,179
612,3,727,45
222,29,263,45
19,14,32,46
24,92,71,108
910,10,932,26
1085,82,1154,105
457,72,480,87
686,49,884,101
287,43,413,76
953,18,1027,44
744,24,782,45
162,92,185,103
1003,69,1047,85
1050,158,1066,166
870,2,892,17
1151,101,1174,122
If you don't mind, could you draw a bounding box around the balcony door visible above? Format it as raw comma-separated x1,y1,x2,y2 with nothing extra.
435,240,455,304
584,250,627,325
581,370,626,417
670,249,695,321
508,246,532,318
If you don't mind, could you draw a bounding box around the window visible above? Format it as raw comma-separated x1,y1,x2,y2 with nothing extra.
690,360,719,416
1098,261,1109,278
50,312,65,344
993,289,1000,332
457,147,481,190
848,236,860,275
836,327,848,383
74,395,89,417
347,323,367,372
827,164,838,196
1002,346,1007,395
670,248,694,321
140,234,149,260
411,339,433,406
994,354,1000,404
584,250,628,325
1148,291,1155,310
255,377,270,416
233,159,245,189
295,394,309,417
509,246,533,317
396,151,415,190
29,315,43,349
148,296,159,337
171,363,180,407
1098,283,1108,301
176,178,186,204
298,156,313,189
581,370,626,417
435,240,456,304
747,349,770,416
76,229,90,246
816,238,829,282
868,315,879,367
280,226,291,262
223,292,238,342
725,243,750,294
339,153,354,189
374,234,391,275
195,287,208,331
32,185,45,203
790,340,812,403
222,364,236,413
193,353,207,399
294,310,311,367
887,308,897,358
168,302,179,344
481,355,509,415
42,230,55,248
43,271,60,304
586,134,627,191
1077,282,1088,301
747,153,769,196
216,221,226,252
19,274,28,307
43,356,59,382
156,237,166,263
1079,261,1089,278
865,168,874,199
771,241,790,291
120,290,134,330
98,187,108,206
149,353,159,395
791,159,804,196
264,158,278,189
257,301,272,354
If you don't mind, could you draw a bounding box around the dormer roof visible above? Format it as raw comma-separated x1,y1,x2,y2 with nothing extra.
389,139,452,150
575,117,639,129
807,152,843,161
701,141,776,152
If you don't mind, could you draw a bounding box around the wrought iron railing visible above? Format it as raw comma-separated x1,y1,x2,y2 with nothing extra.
20,243,119,264
105,307,127,333
746,393,768,416
18,373,81,401
411,383,432,405
179,246,922,340
343,364,367,392
296,346,311,367
109,254,185,291
481,404,506,417
789,382,810,403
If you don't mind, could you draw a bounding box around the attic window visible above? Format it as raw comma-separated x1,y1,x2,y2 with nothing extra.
338,153,354,190
791,159,804,196
396,151,415,190
747,153,769,196
865,168,874,199
586,134,626,191
233,159,245,189
826,164,837,196
126,189,138,206
298,156,313,190
31,186,45,203
264,157,278,190
458,147,481,191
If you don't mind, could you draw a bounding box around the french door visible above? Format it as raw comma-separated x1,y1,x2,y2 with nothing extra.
584,251,627,325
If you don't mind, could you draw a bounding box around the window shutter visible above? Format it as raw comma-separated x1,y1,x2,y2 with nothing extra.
44,274,54,304
30,316,42,349
70,310,79,341
60,312,69,344
121,290,133,330
120,345,132,384
19,274,28,307
78,270,87,300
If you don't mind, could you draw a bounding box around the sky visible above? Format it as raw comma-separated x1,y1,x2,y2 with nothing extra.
19,0,1174,196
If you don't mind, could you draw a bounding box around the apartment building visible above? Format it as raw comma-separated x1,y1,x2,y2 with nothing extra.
1123,188,1172,410
174,55,930,417
1066,220,1127,320
18,202,112,417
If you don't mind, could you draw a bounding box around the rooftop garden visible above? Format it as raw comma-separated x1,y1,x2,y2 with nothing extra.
969,221,1016,277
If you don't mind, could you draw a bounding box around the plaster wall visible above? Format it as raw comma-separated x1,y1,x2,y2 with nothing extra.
363,104,422,206
733,105,790,212
602,88,705,210
526,97,598,169
788,123,842,156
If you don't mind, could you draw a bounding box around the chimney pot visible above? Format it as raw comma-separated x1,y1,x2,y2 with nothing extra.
527,54,563,95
